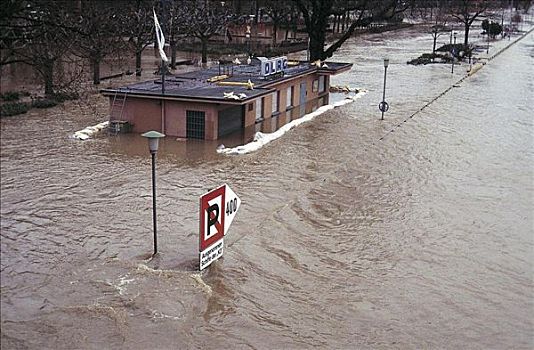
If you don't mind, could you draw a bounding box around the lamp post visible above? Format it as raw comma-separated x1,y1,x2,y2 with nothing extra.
469,51,472,72
501,9,504,38
449,27,453,50
487,21,490,54
379,58,389,121
248,14,255,55
451,32,456,74
245,26,251,58
141,131,165,255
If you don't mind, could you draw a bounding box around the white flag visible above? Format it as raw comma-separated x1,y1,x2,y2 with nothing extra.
153,9,169,62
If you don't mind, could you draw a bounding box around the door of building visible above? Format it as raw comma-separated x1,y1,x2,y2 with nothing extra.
186,110,206,139
218,105,244,137
299,81,307,117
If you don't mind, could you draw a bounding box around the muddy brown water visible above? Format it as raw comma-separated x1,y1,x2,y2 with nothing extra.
1,27,533,349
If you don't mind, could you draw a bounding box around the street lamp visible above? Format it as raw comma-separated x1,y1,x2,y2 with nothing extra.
379,58,390,121
451,32,456,74
141,130,165,255
245,26,251,58
487,21,490,54
449,27,453,51
469,51,472,72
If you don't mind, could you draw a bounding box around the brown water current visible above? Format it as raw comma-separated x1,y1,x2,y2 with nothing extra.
1,27,533,349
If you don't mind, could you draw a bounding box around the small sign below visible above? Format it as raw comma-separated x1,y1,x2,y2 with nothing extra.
200,238,224,271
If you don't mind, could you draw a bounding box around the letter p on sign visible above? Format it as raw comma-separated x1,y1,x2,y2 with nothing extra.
199,185,225,252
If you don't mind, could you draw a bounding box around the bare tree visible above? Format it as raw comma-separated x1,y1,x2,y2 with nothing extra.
73,0,125,85
429,1,451,54
0,0,77,95
126,0,154,76
264,1,290,47
184,0,229,65
0,0,28,66
294,0,409,61
450,0,488,48
283,4,300,41
164,0,188,69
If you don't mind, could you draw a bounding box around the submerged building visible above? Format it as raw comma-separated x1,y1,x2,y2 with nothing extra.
100,57,352,140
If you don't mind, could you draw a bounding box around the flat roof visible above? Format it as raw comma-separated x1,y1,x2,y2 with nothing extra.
101,60,352,104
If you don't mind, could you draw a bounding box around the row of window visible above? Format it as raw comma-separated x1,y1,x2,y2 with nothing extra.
254,76,326,121
255,87,292,121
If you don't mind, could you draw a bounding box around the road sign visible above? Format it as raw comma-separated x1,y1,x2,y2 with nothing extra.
200,185,225,252
199,184,240,270
379,101,389,112
200,238,224,271
224,184,241,235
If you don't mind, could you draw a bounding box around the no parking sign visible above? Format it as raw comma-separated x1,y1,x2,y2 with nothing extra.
199,184,240,270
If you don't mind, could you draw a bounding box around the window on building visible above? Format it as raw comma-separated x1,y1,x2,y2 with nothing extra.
186,110,205,139
255,97,264,121
312,79,319,92
248,103,253,111
286,86,293,109
318,75,326,93
272,91,279,114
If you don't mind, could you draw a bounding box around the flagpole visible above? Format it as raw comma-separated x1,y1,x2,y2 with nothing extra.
161,60,165,95
160,0,166,95
154,5,167,95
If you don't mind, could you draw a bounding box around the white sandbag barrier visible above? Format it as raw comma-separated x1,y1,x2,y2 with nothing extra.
217,90,367,155
72,121,109,140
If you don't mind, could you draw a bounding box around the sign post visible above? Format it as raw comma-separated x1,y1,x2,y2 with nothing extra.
379,58,389,120
199,184,240,271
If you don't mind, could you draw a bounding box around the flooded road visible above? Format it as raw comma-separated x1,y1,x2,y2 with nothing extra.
1,26,533,349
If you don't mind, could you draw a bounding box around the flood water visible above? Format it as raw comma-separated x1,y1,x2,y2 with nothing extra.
1,26,533,349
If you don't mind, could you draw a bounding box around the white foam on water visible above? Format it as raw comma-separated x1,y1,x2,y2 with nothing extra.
151,309,183,321
190,273,212,295
72,121,109,140
135,263,185,280
217,90,367,155
115,274,135,296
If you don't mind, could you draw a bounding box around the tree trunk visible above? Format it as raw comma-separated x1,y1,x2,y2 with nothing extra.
43,60,55,96
170,40,177,69
464,23,470,48
332,15,336,33
432,34,437,54
309,33,326,61
92,58,100,85
135,50,142,76
201,37,208,64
